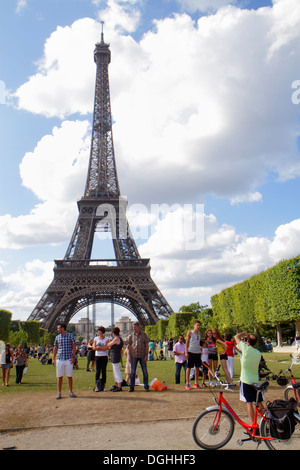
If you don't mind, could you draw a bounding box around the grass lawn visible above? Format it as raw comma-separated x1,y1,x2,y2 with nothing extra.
1,351,299,396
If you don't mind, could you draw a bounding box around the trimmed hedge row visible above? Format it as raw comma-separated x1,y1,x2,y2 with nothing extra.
210,256,300,330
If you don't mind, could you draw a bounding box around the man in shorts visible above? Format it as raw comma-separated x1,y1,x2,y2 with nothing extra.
52,322,77,399
185,320,202,389
234,332,262,423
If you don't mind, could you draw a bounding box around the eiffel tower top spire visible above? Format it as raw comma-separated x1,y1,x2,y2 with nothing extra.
100,20,105,43
83,21,119,199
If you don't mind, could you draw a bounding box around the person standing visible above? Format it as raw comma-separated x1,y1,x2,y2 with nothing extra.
37,345,44,361
173,335,187,384
107,327,124,392
212,329,233,385
163,339,168,359
234,332,262,423
52,323,77,399
168,338,174,359
225,333,236,381
1,343,13,386
185,320,202,390
128,322,149,392
86,339,95,372
14,344,27,385
93,326,109,391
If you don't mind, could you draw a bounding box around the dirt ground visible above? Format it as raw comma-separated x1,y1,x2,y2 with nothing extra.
0,383,282,452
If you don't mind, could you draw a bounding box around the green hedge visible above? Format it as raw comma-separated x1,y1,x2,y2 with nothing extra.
145,312,204,341
211,256,300,330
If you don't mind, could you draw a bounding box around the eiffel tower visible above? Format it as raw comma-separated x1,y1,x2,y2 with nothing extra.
28,27,173,332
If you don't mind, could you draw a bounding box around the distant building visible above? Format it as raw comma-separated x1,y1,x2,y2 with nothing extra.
71,315,134,341
115,316,134,339
72,318,94,340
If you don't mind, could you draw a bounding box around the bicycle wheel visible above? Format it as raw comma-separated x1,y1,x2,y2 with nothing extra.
260,414,300,450
284,385,300,404
192,408,235,450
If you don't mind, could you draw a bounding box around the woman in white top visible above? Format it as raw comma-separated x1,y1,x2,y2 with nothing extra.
93,326,109,391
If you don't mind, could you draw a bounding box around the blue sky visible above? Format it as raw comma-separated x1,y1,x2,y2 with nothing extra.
1,0,300,327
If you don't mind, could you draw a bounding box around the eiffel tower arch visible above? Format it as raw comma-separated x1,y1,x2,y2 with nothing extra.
28,28,173,332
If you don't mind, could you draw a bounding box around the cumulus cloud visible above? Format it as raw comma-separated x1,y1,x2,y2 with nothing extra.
0,120,90,249
230,191,263,205
1,204,300,317
12,0,300,206
95,0,141,33
14,18,99,118
139,212,300,310
0,259,54,318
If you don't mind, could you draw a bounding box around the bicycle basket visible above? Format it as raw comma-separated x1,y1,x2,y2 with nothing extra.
276,376,289,386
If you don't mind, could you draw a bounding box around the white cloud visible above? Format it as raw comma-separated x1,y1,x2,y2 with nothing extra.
230,191,263,205
20,120,90,202
0,259,54,319
139,212,300,310
95,0,141,34
13,1,300,204
0,120,90,249
269,219,300,261
1,205,300,318
14,18,99,118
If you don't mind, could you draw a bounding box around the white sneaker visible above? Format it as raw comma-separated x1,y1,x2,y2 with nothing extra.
56,392,62,399
69,391,77,398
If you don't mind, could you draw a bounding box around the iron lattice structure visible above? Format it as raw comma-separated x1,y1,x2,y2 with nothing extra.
28,31,173,332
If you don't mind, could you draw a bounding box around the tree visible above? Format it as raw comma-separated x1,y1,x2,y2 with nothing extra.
19,321,40,345
179,302,213,331
0,309,12,343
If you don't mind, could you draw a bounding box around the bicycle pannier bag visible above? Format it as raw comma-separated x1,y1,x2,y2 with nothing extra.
265,398,297,440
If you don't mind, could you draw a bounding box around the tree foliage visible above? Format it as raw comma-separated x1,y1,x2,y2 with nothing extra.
0,309,12,343
19,321,41,345
145,307,213,341
211,256,300,331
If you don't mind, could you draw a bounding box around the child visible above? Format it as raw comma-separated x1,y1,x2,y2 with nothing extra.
200,339,214,386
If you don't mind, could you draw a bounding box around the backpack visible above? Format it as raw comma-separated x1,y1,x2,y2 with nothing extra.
265,398,297,440
95,378,104,392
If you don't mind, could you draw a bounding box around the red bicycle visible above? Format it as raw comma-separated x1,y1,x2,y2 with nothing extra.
192,381,300,450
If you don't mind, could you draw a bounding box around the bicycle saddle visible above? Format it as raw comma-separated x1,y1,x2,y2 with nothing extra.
250,381,269,391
